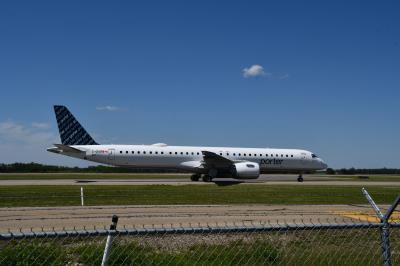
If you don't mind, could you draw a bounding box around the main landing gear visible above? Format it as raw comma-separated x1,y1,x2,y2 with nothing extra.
202,175,213,182
190,174,213,182
190,172,214,183
190,174,201,181
297,174,304,182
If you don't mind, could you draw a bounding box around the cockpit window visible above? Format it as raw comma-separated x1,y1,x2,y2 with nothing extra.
311,154,318,158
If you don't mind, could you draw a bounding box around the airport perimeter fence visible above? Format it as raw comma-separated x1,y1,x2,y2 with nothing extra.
0,219,400,266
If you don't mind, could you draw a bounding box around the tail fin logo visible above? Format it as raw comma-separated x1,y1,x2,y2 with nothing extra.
54,105,98,146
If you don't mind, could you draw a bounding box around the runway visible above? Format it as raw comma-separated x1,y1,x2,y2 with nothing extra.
1,174,400,186
2,204,398,232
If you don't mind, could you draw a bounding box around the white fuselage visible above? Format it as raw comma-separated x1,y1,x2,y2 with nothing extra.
57,144,327,175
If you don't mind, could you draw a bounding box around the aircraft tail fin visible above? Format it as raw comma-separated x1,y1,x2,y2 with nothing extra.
53,105,98,145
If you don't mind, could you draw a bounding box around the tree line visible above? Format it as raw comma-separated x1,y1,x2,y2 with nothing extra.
0,163,183,173
326,167,400,175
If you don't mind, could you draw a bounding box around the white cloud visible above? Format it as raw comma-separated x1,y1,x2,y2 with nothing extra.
0,120,94,166
242,64,269,78
96,106,121,111
0,121,57,144
0,120,57,164
278,73,289,80
32,122,51,129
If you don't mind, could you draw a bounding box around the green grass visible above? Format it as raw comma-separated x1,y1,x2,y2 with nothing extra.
0,173,190,180
75,239,281,266
1,228,398,265
0,184,398,207
0,240,66,266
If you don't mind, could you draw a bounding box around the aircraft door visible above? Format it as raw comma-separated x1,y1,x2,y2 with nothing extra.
108,149,115,161
300,152,307,165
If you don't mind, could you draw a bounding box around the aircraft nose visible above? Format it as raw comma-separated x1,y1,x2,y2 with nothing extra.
316,158,327,169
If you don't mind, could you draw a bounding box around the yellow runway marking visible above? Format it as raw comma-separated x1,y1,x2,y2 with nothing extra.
334,211,400,223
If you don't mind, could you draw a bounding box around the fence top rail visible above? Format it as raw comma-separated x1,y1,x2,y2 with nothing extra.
2,221,398,240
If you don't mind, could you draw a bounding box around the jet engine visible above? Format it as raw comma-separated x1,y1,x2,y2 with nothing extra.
231,162,260,179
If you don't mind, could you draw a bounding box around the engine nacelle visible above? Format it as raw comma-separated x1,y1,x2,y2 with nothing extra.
231,162,260,179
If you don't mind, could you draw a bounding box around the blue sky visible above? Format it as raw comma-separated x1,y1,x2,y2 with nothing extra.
0,1,399,168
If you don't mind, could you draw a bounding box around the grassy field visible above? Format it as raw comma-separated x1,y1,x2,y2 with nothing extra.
0,184,398,207
1,227,398,265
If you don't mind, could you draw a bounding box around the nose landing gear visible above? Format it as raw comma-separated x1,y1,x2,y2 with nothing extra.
297,174,304,182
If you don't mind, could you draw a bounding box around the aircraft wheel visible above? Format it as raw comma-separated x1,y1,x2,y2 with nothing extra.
190,174,200,181
297,175,304,182
202,175,213,182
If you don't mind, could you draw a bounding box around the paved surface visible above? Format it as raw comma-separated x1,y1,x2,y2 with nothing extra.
1,174,399,186
1,180,399,186
2,204,398,232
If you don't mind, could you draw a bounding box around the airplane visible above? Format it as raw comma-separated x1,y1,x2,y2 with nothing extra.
47,105,328,182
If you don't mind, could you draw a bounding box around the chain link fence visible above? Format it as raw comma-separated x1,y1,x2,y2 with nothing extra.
1,220,399,266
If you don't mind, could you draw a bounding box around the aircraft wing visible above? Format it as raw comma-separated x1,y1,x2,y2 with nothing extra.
201,150,233,167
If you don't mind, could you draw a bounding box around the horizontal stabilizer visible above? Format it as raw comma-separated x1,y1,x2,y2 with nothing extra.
52,144,85,153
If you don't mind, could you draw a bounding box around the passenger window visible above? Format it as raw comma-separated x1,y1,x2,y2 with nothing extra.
120,151,122,154
271,154,273,157
291,155,293,157
266,154,268,157
143,151,146,154
239,153,241,156
286,155,288,157
150,151,152,154
233,153,236,156
138,151,140,154
276,154,278,157
186,152,189,155
281,154,283,157
244,153,246,156
197,152,200,155
260,154,262,157
132,151,134,154
248,154,251,157
227,153,229,156
191,152,194,155
181,152,183,155
175,152,178,155
161,152,163,154
247,164,255,168
219,153,222,155
126,151,128,154
155,151,158,154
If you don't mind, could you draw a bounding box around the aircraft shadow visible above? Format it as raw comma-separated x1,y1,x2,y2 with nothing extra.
213,180,244,186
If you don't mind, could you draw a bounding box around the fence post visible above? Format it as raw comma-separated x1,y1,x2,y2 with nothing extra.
101,215,119,266
362,188,400,266
80,187,84,206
